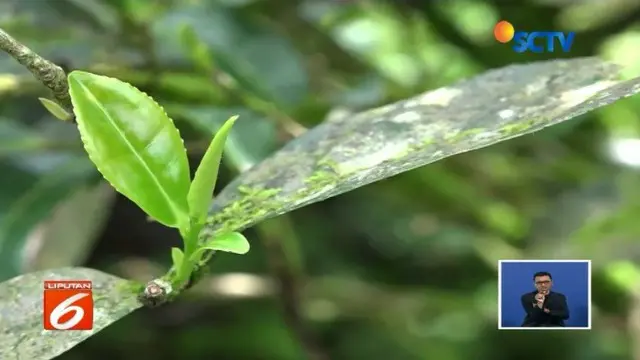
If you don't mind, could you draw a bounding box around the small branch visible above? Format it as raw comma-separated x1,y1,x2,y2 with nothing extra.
0,28,73,112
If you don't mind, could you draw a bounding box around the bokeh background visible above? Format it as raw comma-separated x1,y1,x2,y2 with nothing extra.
1,0,640,359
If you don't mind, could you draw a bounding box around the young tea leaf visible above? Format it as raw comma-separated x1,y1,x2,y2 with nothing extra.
190,232,249,261
171,247,184,268
38,98,73,121
68,71,192,231
187,115,238,222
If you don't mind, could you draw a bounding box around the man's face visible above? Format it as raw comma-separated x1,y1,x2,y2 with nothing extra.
534,275,552,293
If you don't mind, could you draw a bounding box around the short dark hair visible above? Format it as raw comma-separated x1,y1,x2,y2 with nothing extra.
533,271,552,280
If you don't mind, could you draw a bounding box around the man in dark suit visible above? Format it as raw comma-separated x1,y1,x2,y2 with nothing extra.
520,271,570,327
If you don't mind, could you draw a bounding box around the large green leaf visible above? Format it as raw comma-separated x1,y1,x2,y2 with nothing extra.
68,71,192,230
199,58,640,241
0,267,143,360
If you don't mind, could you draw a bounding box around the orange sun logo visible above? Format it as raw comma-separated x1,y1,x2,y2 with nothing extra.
494,20,515,43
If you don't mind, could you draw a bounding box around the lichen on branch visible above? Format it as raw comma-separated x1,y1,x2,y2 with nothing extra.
0,28,73,112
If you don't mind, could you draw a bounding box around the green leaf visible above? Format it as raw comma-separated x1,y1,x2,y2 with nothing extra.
198,58,640,240
67,70,191,230
187,115,238,222
191,232,250,261
0,267,143,360
171,247,184,268
38,98,73,121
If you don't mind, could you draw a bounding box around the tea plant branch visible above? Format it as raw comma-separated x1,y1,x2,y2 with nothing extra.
0,28,248,306
0,28,73,113
256,217,329,360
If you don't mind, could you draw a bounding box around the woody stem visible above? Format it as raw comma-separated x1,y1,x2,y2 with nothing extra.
0,28,73,112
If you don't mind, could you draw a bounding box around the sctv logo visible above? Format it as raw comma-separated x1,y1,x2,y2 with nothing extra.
494,20,575,53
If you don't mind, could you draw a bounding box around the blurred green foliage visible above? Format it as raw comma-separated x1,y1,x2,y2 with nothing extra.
1,0,640,359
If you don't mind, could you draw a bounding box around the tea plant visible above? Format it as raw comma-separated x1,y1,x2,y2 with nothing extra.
68,71,249,293
1,28,640,360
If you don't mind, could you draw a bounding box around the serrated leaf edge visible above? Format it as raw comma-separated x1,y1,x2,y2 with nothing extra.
68,72,190,229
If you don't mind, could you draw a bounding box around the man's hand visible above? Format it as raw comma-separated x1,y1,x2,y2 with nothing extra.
535,293,545,308
543,308,550,313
